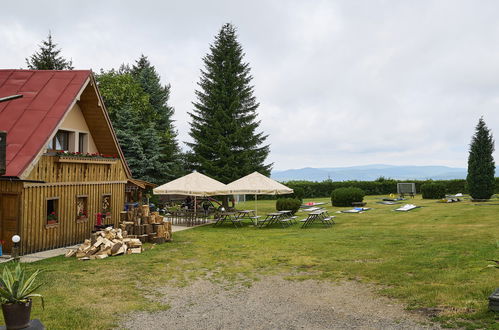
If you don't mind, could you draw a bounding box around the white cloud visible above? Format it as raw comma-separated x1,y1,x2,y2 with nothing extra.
1,0,499,170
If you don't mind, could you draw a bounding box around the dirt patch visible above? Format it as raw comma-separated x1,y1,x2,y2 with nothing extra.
119,276,440,329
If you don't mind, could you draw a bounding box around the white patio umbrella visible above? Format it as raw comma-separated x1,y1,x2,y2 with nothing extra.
153,172,228,216
225,171,293,215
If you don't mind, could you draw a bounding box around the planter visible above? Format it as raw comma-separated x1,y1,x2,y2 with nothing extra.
47,220,58,225
56,156,117,165
2,299,32,329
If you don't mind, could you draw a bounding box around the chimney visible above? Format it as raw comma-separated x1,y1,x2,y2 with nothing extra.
0,131,6,175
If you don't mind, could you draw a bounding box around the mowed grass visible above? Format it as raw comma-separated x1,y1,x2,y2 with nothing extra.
1,195,498,329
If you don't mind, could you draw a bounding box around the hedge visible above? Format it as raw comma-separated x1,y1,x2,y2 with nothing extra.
331,187,365,207
275,198,301,214
421,182,446,199
282,178,499,198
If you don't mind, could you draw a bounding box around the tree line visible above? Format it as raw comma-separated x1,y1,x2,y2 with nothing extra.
25,25,271,185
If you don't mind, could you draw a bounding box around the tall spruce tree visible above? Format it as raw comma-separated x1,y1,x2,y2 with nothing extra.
26,32,73,70
113,103,146,179
188,23,271,184
130,55,182,180
467,117,495,200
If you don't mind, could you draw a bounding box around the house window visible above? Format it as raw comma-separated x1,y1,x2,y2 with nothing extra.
76,195,88,222
102,194,111,217
46,198,59,225
47,130,70,151
78,133,88,153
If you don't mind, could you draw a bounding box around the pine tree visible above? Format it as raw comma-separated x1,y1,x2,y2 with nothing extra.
113,104,146,179
467,117,496,200
140,122,173,184
26,32,74,70
187,23,271,184
96,70,151,180
130,55,182,180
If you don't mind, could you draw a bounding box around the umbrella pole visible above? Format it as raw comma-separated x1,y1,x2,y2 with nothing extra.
255,194,258,216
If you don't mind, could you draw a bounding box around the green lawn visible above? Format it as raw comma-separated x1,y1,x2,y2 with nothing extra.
2,195,498,329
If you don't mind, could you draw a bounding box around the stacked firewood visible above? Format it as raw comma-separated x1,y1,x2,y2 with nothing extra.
66,206,172,261
65,227,143,260
119,207,172,244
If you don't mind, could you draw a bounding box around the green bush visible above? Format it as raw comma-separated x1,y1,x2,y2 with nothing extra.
275,198,302,214
421,183,446,199
331,187,365,207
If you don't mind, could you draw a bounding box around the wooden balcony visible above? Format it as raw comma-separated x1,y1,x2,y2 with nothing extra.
56,155,118,165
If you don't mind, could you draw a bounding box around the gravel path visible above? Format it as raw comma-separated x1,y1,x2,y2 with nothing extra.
120,276,440,330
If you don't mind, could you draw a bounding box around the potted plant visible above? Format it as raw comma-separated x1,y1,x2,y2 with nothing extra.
47,211,57,225
0,263,44,329
77,210,88,221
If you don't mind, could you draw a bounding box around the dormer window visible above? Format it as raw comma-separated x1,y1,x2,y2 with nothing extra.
48,130,70,151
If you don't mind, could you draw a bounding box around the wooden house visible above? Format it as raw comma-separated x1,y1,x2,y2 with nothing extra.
0,70,136,254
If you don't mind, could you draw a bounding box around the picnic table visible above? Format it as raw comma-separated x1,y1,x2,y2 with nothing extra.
234,209,261,225
300,209,335,228
302,207,322,212
256,212,294,228
212,212,242,228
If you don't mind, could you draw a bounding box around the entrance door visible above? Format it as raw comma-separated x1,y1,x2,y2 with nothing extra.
0,194,19,253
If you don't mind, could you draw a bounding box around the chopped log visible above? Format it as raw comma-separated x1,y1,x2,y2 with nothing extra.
153,237,166,244
65,249,76,258
76,252,87,258
120,211,128,222
139,234,148,243
85,246,98,257
104,230,116,241
90,233,99,246
130,247,142,254
93,236,104,248
128,238,142,248
142,205,150,217
94,254,108,259
111,242,123,255
144,224,152,235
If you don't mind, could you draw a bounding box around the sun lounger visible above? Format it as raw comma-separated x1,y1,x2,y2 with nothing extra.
394,204,419,212
338,207,371,213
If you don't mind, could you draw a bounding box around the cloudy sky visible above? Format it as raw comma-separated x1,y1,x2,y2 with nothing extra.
2,1,499,170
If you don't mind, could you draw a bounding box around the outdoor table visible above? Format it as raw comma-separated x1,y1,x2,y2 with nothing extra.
213,212,241,228
277,210,292,216
234,209,259,225
302,207,321,212
301,209,334,228
257,212,282,228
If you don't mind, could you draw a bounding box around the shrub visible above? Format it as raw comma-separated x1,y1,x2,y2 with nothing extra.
275,198,301,214
421,183,446,199
331,187,365,207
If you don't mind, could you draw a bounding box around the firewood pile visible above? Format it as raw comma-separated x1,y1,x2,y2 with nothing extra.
65,205,172,261
119,206,173,244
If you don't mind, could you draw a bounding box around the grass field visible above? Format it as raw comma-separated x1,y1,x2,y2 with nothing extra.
1,195,498,329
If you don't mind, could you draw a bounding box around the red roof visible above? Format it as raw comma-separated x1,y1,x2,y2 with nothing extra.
0,70,91,177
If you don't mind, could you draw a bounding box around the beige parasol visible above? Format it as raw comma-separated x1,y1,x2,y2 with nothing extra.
226,172,293,214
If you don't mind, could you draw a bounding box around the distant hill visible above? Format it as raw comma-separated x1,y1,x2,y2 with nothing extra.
271,164,468,182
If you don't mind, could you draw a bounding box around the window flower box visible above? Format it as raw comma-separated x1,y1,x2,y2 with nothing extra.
56,152,118,165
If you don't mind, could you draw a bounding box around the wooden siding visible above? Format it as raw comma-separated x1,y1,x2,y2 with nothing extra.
20,182,125,254
0,181,23,252
25,155,127,183
0,180,23,193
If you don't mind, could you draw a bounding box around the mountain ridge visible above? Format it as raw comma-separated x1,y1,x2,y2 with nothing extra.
271,165,468,182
